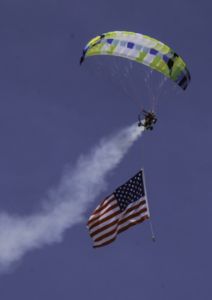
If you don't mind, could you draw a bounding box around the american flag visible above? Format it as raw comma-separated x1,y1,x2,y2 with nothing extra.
86,169,150,248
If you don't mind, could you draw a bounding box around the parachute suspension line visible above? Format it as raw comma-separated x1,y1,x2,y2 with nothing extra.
99,56,143,109
145,78,153,109
143,68,154,110
148,69,156,111
153,71,163,111
154,77,162,107
112,55,119,70
144,71,155,111
91,65,139,108
150,70,154,99
90,58,143,109
124,63,142,108
136,63,154,110
176,87,183,95
155,71,164,99
128,62,142,108
120,80,144,109
154,73,170,109
143,75,153,109
154,76,166,108
149,69,155,111
156,85,175,109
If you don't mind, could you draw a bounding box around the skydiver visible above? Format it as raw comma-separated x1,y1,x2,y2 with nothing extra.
138,109,157,130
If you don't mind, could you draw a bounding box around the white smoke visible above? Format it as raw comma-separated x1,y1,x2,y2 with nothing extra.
0,123,143,272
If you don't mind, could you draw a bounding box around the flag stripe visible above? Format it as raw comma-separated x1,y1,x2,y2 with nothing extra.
89,205,120,231
88,198,146,234
86,195,115,225
93,215,149,248
89,195,115,216
93,203,148,242
90,200,146,232
122,200,146,216
91,219,120,238
89,209,121,234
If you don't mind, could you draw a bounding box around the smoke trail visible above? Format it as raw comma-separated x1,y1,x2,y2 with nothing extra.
0,123,143,272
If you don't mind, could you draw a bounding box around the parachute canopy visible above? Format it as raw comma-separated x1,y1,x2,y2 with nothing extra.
80,31,191,90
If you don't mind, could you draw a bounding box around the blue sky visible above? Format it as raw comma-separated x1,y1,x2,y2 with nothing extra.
0,0,211,299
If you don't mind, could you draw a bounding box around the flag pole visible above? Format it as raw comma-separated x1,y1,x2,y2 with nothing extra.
150,221,155,241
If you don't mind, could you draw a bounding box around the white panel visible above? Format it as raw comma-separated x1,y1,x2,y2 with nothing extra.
142,53,155,65
127,49,140,60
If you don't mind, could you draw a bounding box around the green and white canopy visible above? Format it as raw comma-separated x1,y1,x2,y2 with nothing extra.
80,31,191,90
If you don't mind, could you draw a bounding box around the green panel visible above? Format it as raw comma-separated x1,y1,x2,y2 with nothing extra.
155,59,166,71
159,45,170,54
106,45,117,55
178,57,186,67
170,56,187,80
87,36,101,47
86,43,105,57
86,50,97,57
170,65,182,81
154,42,164,51
149,56,162,69
135,51,148,63
162,63,170,77
173,57,185,70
